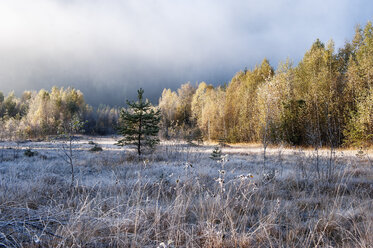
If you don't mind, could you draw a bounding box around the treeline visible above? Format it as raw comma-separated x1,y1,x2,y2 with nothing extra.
158,22,373,147
1,22,372,147
0,87,119,139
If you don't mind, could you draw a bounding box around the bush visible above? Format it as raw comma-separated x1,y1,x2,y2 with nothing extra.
90,144,103,152
24,148,38,157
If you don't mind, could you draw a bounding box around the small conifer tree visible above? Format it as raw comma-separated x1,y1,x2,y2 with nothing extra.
117,88,161,156
210,146,222,161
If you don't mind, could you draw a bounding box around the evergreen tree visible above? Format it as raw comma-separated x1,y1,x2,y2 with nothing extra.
210,146,222,161
117,88,161,155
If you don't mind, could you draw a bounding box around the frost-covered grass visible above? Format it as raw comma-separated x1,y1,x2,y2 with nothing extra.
0,137,372,247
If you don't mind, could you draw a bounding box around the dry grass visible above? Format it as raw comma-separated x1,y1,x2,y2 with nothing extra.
0,138,372,247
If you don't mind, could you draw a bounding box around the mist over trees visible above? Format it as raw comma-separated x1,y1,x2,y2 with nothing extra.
0,21,372,147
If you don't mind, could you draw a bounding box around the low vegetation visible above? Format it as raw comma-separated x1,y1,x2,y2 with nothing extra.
0,138,371,247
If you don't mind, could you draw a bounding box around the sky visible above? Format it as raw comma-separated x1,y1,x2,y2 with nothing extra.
0,0,372,106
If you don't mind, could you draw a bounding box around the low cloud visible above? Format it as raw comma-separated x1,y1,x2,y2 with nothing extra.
0,0,372,105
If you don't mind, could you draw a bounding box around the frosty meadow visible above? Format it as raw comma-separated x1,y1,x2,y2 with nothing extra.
0,136,372,247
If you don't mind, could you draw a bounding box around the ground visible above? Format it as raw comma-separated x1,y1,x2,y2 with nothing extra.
0,137,372,247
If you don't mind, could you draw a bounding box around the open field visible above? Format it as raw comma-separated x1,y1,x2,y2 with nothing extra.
0,137,372,247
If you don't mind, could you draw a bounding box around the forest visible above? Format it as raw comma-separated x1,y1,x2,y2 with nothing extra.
1,22,372,147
